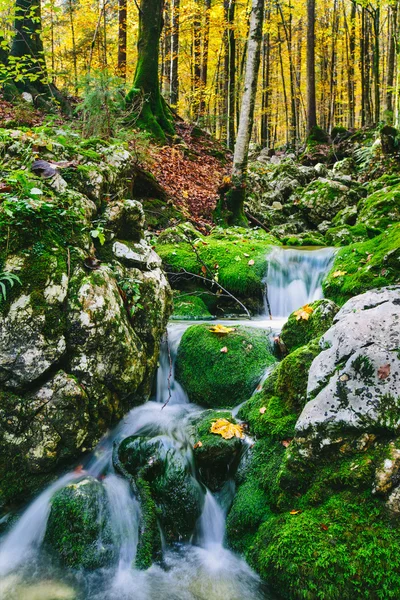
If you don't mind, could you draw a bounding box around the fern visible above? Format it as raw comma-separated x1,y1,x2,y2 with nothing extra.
0,272,22,302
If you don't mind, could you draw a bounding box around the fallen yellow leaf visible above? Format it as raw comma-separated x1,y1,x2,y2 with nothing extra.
332,270,347,278
290,510,302,515
210,418,245,440
294,304,314,321
193,441,203,449
209,324,235,335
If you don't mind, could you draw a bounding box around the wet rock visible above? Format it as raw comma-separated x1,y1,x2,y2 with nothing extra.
45,477,114,569
296,286,400,441
175,324,275,408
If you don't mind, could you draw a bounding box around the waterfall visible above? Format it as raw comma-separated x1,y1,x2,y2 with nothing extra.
264,247,335,318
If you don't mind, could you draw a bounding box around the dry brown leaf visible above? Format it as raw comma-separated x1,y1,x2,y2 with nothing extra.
193,441,203,449
378,364,391,380
259,406,267,414
201,265,207,275
248,259,255,266
281,439,292,448
220,346,228,353
294,304,314,321
210,418,245,440
290,510,302,515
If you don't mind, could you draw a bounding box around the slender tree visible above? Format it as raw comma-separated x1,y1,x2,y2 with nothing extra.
306,0,317,132
216,0,265,226
170,0,180,105
117,0,127,81
127,0,175,141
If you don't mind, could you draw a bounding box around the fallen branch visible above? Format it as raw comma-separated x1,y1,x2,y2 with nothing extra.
244,211,270,233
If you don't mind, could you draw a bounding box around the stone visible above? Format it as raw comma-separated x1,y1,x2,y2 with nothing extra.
332,157,355,176
103,199,145,242
112,240,162,270
296,286,400,440
373,442,400,495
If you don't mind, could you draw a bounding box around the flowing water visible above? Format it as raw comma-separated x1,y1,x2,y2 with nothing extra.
264,246,335,318
0,246,334,600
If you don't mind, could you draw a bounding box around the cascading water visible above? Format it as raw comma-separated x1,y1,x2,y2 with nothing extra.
0,324,268,600
0,246,335,600
264,246,335,317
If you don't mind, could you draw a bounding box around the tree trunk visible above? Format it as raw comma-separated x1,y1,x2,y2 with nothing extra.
199,0,211,119
170,0,180,105
306,0,317,133
261,2,271,147
117,0,127,81
372,5,380,123
224,0,236,149
127,0,175,141
216,0,264,226
386,2,398,119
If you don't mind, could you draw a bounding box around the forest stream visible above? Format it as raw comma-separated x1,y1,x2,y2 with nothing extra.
0,247,334,600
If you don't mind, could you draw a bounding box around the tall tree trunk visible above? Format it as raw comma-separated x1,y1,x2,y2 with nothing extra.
224,0,236,149
68,0,78,93
192,0,202,119
328,0,339,133
117,0,127,81
199,0,211,119
361,6,366,126
162,0,171,96
372,5,380,123
261,2,271,147
170,0,180,105
127,0,175,141
386,1,398,119
344,0,356,128
216,0,265,226
306,0,317,133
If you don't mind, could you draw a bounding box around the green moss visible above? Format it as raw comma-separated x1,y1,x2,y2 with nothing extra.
156,227,280,305
175,324,275,408
172,295,213,320
357,184,400,234
191,409,244,491
141,197,183,230
280,299,339,353
323,225,400,305
275,340,321,412
281,232,326,247
325,224,369,246
135,477,162,569
45,478,114,570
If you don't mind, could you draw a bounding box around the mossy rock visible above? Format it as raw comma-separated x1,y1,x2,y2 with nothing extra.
172,295,213,320
323,225,400,305
191,409,244,491
118,435,203,543
325,224,368,247
156,227,280,311
299,178,361,226
45,477,114,570
175,324,276,408
357,184,400,234
281,232,326,247
280,299,339,352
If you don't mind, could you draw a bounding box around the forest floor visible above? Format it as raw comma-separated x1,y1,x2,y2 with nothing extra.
0,95,230,232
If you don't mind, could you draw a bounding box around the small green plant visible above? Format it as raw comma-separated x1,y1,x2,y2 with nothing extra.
90,225,106,245
118,277,143,317
0,272,21,302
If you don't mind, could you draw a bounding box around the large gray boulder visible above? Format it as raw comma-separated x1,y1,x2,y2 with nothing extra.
296,286,400,439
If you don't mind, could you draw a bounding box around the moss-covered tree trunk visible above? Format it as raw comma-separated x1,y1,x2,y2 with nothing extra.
127,0,175,142
215,0,264,227
6,0,68,110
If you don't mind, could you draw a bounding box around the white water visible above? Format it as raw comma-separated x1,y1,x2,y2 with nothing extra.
264,246,335,317
0,246,335,600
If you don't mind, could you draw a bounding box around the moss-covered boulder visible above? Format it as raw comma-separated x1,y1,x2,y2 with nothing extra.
299,178,361,226
280,299,339,353
175,324,275,408
357,184,400,234
45,477,114,570
190,410,245,491
323,224,400,305
172,295,212,320
118,435,204,544
280,231,326,246
324,224,368,246
156,227,280,313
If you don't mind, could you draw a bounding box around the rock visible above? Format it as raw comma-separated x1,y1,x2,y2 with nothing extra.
175,324,275,408
299,178,360,226
380,125,398,155
332,157,355,176
118,435,204,542
112,240,162,270
271,201,283,210
373,442,400,495
296,286,400,441
280,299,339,352
190,410,244,491
21,92,33,103
45,477,114,569
317,220,332,235
322,225,400,305
331,205,358,226
324,224,368,246
103,199,145,242
314,163,328,177
357,184,400,234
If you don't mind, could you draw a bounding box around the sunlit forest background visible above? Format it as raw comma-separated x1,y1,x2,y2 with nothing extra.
1,0,398,147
